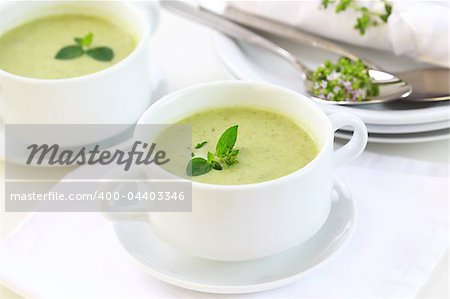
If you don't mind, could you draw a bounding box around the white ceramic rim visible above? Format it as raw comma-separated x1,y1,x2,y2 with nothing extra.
136,80,335,191
0,1,155,83
336,129,450,144
362,121,450,134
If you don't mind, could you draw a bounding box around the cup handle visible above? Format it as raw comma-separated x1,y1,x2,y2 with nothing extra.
98,166,149,222
329,112,368,169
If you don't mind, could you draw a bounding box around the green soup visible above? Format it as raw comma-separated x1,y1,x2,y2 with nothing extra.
177,107,318,185
0,14,137,79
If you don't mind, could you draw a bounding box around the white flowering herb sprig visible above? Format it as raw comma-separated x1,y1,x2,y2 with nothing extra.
310,57,379,102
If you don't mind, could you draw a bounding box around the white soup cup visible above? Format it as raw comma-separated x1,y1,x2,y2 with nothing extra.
105,81,368,261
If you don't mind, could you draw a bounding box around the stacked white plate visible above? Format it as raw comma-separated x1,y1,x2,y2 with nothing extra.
211,32,450,143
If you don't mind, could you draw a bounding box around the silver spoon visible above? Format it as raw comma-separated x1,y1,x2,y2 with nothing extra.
394,68,449,102
162,1,412,106
202,4,449,103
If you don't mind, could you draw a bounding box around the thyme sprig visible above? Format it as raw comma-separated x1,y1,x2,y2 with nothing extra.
310,57,379,102
321,0,392,35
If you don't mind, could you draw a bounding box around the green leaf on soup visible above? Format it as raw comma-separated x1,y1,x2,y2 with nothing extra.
195,141,208,149
230,149,239,157
75,32,94,47
186,157,212,176
206,151,222,170
211,160,223,170
207,151,214,164
86,47,114,62
74,37,83,47
215,125,238,158
223,149,239,166
83,32,94,47
55,45,84,60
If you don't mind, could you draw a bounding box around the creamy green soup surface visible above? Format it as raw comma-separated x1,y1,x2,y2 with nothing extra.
0,14,136,79
177,107,318,185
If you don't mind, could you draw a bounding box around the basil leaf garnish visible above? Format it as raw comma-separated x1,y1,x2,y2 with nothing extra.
186,157,212,176
86,47,114,62
55,46,84,60
215,125,238,158
55,33,114,62
186,125,240,177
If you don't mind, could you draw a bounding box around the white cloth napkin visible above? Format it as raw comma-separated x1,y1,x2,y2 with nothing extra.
0,151,448,298
211,0,450,68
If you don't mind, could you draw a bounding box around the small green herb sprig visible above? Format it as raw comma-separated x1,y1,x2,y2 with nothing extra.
55,32,114,62
195,141,208,149
310,57,379,102
187,125,240,177
321,0,392,35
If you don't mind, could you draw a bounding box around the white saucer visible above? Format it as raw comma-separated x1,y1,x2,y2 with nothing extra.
363,121,449,134
0,65,168,166
113,178,355,294
211,32,450,131
336,128,450,144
